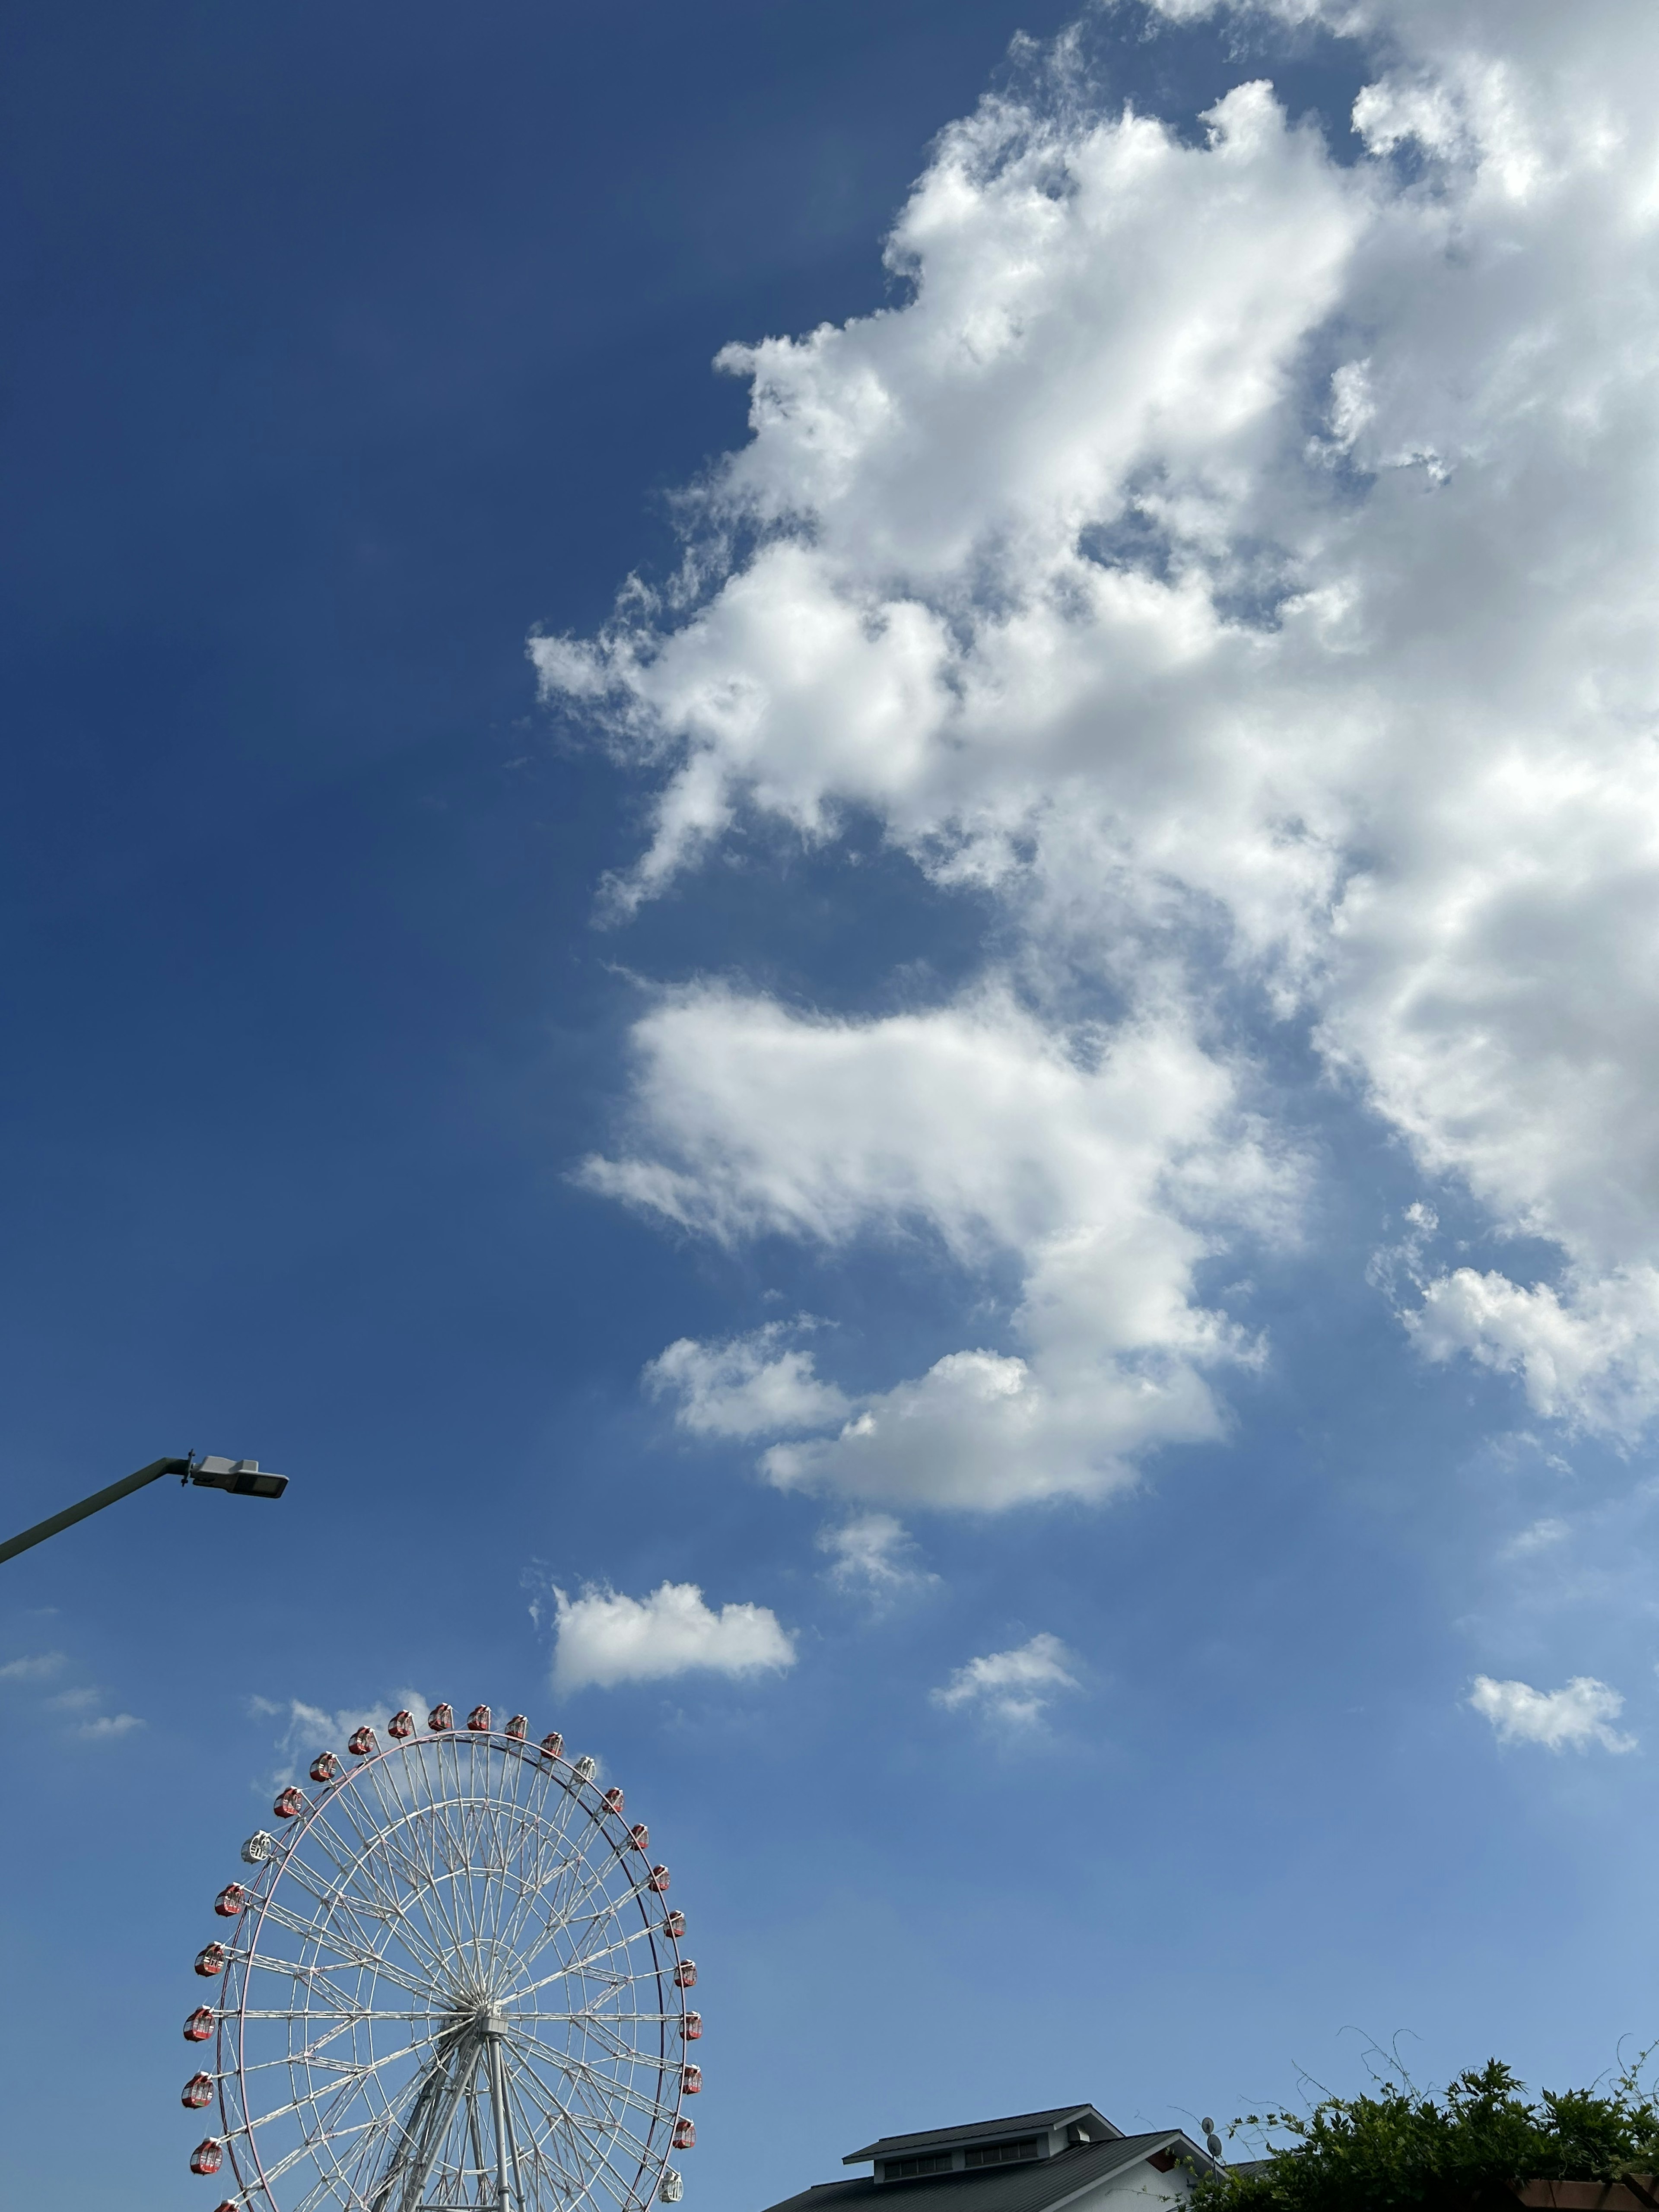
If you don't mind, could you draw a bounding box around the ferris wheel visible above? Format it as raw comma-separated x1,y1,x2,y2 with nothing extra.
180,1703,702,2212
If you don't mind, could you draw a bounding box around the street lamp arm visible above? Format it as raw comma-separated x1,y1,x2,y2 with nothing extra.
0,1455,189,1566
0,1452,287,1567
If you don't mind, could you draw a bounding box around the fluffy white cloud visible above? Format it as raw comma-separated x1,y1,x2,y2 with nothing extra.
0,1650,64,1681
1468,1674,1635,1754
1409,1267,1659,1439
596,983,1287,1507
644,1323,851,1438
817,1511,935,1596
931,1633,1081,1725
541,0,1659,1466
550,1581,795,1692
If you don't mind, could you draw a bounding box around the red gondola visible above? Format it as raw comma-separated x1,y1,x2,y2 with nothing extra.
671,2119,696,2151
428,1703,454,1731
601,1786,625,1814
273,1786,305,1820
182,2072,215,2110
467,1704,492,1732
648,1865,671,1893
309,1752,340,1784
540,1730,564,1759
661,1910,686,1938
681,2012,702,2041
505,1714,529,1739
214,1884,247,1918
629,1823,649,1851
190,2139,223,2176
184,2007,215,2042
680,2065,702,2095
388,1710,415,1739
195,1943,229,1978
348,1726,378,1757
674,1959,696,1989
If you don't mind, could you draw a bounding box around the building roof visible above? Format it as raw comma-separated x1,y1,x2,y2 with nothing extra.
844,2107,1122,2163
761,2131,1212,2212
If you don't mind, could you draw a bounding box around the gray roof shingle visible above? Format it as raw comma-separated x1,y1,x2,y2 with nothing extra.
844,2109,1119,2164
762,2131,1209,2212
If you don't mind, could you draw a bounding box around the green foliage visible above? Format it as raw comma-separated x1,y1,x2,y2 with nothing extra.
1193,2056,1659,2211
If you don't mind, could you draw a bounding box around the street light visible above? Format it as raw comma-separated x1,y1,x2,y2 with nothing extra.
0,1452,289,1567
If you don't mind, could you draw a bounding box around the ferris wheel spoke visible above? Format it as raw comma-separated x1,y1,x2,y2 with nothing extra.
238,2023,448,2134
254,1884,413,1982
530,1850,635,1958
507,2009,675,2024
510,1989,657,2058
505,2035,663,2167
540,1822,629,1934
236,2007,447,2022
553,1855,661,1946
292,1795,428,1924
503,2060,610,2212
242,1945,434,2005
558,1922,664,1979
516,2010,655,2076
289,1809,466,1989
502,2048,653,2212
521,2044,674,2136
408,1763,501,1969
350,1754,472,1963
510,1788,595,1957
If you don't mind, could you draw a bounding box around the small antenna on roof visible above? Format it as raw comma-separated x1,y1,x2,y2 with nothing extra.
1201,2120,1224,2161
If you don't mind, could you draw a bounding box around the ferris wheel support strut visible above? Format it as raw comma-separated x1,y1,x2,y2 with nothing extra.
485,2020,522,2212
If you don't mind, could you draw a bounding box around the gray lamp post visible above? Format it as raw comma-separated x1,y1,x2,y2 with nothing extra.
0,1452,288,1566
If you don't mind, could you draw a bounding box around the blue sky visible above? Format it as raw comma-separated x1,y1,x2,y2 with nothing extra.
7,2,1659,2207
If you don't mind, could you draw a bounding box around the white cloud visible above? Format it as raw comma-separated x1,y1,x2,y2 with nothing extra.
932,1633,1081,1726
540,0,1659,1466
550,1581,795,1692
817,1511,935,1597
0,1650,65,1681
76,1712,144,1741
1409,1268,1659,1440
590,983,1287,1508
1468,1674,1635,1754
644,1323,851,1438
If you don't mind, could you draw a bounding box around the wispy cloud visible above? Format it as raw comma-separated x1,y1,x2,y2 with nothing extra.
817,1513,936,1600
249,1692,429,1786
0,1650,65,1681
76,1712,143,1741
1501,1518,1570,1561
1468,1675,1635,1754
931,1634,1081,1727
550,1581,795,1693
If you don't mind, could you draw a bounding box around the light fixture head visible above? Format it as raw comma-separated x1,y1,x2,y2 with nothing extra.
191,1456,288,1500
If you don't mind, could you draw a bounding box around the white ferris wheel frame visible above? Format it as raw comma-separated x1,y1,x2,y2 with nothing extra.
182,1713,698,2212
